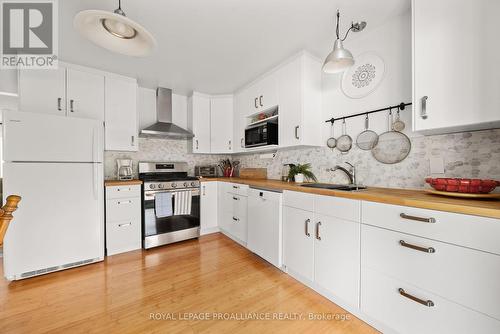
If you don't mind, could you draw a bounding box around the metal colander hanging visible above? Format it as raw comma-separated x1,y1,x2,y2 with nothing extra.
356,114,379,150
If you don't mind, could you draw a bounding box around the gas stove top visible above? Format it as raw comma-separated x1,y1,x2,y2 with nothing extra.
138,162,200,191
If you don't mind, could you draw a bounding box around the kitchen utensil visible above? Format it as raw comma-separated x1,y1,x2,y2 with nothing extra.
392,110,406,132
327,122,337,149
356,114,379,150
372,109,411,164
426,189,500,199
425,178,500,194
336,119,352,153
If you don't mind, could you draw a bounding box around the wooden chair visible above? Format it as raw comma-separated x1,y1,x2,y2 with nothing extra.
0,195,21,247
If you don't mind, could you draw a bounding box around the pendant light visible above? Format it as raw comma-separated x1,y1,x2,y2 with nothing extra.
74,0,156,57
323,10,367,74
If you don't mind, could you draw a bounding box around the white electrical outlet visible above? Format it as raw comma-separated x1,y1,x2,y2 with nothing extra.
429,157,445,175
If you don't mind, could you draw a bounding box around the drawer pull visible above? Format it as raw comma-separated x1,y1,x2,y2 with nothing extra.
400,213,436,224
398,288,434,307
232,217,239,222
118,222,132,227
316,222,322,241
399,240,435,254
233,185,239,189
117,200,132,205
233,196,239,201
305,219,311,237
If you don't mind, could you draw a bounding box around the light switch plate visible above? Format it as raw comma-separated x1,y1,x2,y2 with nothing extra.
429,157,445,174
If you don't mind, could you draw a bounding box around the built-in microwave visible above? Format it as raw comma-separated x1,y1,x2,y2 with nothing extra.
245,121,278,148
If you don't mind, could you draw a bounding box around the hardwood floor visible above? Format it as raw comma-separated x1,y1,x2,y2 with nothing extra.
0,233,378,333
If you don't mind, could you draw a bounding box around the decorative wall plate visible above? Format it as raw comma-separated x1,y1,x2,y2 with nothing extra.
341,52,385,99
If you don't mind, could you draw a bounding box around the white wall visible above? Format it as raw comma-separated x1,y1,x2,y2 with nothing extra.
321,10,415,142
137,87,189,130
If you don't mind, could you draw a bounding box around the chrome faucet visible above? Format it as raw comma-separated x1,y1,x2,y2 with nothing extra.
328,162,356,185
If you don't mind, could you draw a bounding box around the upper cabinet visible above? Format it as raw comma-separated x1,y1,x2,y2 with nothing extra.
246,75,278,115
188,92,211,153
104,75,138,151
412,0,500,134
276,52,323,148
19,67,66,116
66,68,104,121
210,95,234,154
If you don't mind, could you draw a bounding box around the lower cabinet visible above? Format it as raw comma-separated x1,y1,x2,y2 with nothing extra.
283,191,361,308
200,181,218,235
217,182,248,245
105,184,142,256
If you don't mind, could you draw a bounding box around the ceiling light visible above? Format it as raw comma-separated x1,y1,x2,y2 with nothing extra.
323,10,366,74
74,0,156,57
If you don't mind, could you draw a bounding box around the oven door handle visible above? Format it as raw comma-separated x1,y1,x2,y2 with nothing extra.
144,189,200,200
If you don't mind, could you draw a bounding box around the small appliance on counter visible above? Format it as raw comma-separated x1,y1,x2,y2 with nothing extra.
195,165,218,178
116,159,133,180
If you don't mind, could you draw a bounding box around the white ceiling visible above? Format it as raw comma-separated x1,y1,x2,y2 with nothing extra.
60,0,410,95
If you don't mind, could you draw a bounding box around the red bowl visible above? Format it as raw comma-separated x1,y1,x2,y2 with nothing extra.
425,178,500,194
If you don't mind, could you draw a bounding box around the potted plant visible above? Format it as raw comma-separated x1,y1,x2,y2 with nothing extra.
288,163,317,183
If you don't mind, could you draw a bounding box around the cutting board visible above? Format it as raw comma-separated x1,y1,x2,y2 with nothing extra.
239,168,267,180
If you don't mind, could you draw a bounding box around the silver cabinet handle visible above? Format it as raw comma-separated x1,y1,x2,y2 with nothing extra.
259,95,263,107
57,97,62,111
421,96,428,119
305,219,311,237
315,222,322,240
70,99,75,112
254,97,258,109
400,213,436,224
232,217,239,222
398,288,434,307
294,126,299,140
400,240,435,254
195,139,199,150
228,140,231,150
131,135,135,146
202,185,206,196
118,222,132,227
117,200,132,205
233,185,239,189
232,196,239,201
241,138,244,148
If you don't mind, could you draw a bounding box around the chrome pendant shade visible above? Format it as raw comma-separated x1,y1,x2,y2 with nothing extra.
323,10,366,74
74,0,156,57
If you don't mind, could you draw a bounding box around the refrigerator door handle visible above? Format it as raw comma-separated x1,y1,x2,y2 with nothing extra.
93,163,98,200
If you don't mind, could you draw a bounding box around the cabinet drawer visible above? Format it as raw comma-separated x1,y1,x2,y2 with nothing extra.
315,195,360,222
248,188,282,202
283,190,314,212
362,224,500,320
106,219,141,256
361,267,500,334
362,201,500,255
106,198,141,223
227,183,248,197
106,185,141,200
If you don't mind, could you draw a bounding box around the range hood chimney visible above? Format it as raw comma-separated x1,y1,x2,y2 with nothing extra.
140,87,194,139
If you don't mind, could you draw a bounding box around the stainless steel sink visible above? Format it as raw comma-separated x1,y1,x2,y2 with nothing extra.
300,183,367,191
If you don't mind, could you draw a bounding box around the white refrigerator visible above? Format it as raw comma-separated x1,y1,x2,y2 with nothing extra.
2,110,105,280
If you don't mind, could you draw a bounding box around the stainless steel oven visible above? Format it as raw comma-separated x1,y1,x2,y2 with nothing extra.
139,162,200,249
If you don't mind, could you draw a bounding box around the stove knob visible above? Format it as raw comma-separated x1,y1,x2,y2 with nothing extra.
191,182,196,187
149,184,156,189
158,183,164,189
183,182,188,187
171,183,177,188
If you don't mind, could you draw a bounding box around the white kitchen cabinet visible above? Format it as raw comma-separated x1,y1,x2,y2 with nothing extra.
201,181,218,235
232,90,247,153
246,74,278,115
276,52,323,147
217,182,248,245
412,0,500,134
105,184,142,256
104,75,138,151
188,92,211,153
18,67,66,116
66,68,105,121
247,188,283,268
283,205,314,281
210,95,233,153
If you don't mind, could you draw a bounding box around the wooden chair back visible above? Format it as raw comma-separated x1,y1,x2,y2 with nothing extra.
0,195,21,246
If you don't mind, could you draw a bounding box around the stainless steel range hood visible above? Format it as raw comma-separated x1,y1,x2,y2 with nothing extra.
140,87,194,139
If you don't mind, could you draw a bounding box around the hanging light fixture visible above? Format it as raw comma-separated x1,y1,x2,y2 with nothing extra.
323,10,367,74
74,0,157,57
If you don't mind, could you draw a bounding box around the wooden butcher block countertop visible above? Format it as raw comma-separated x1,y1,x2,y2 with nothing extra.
200,177,500,219
104,179,143,186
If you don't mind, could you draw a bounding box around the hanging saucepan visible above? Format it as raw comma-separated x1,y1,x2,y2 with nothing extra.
356,114,379,150
372,108,411,164
326,121,337,149
336,118,353,154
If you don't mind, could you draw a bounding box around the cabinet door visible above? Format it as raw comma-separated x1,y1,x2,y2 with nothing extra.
314,214,360,307
232,91,247,153
413,0,500,133
18,67,66,116
201,182,218,234
67,68,105,121
283,206,314,281
104,76,138,151
277,57,302,147
257,74,278,112
217,184,232,233
210,96,233,153
190,93,211,153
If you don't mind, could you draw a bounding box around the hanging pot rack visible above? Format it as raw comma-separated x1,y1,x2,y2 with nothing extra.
325,102,412,124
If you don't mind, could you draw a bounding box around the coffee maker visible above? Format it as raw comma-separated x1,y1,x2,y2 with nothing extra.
116,159,133,180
